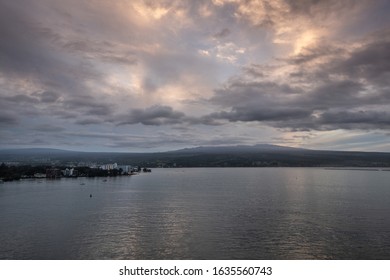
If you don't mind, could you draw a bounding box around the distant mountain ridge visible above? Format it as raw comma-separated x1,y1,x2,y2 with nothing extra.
0,144,304,155
1,144,389,167
0,148,80,155
171,144,306,154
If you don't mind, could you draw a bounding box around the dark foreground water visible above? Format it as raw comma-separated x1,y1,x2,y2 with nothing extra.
0,168,389,259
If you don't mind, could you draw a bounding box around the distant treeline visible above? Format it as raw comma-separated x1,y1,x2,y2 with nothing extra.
1,146,390,170
125,151,390,168
0,164,126,182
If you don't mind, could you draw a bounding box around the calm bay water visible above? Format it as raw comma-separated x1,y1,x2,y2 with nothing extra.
0,168,389,259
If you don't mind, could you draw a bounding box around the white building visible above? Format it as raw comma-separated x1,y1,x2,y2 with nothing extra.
117,165,132,174
100,163,118,170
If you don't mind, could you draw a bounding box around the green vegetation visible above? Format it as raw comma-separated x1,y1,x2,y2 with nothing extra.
1,146,389,175
0,164,125,182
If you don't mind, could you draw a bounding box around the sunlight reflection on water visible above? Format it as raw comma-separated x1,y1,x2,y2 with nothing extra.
1,168,390,259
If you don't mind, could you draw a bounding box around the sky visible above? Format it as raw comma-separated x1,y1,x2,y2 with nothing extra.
0,0,389,152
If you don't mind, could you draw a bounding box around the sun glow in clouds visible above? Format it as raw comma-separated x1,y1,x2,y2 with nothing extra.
293,30,320,54
132,2,170,20
0,0,389,152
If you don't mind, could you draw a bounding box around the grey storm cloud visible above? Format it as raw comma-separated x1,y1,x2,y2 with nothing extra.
74,118,105,125
208,106,311,122
0,111,18,125
0,1,119,120
62,98,114,119
305,80,367,109
289,34,390,88
33,91,61,103
0,2,97,85
3,94,39,104
204,31,390,131
318,111,390,130
333,39,390,87
118,105,186,126
32,124,65,133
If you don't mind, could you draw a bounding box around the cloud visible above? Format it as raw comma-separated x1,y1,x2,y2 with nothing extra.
32,124,65,133
0,111,18,125
318,111,390,130
332,38,390,87
213,28,231,39
117,105,186,126
61,38,138,66
208,106,311,122
204,29,390,132
0,0,388,152
59,97,114,117
33,91,61,103
74,118,105,125
4,94,39,104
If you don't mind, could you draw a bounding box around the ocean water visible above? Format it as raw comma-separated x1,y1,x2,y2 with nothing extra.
0,168,389,259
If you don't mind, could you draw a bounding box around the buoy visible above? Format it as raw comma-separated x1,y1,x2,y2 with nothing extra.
90,194,92,198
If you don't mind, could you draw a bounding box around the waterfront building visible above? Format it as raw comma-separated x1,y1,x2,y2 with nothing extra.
100,163,118,170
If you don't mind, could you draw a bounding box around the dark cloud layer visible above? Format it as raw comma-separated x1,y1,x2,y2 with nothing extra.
205,31,390,132
118,106,186,126
0,111,18,125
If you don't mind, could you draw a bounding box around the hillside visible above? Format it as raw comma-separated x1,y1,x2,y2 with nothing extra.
1,145,390,167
